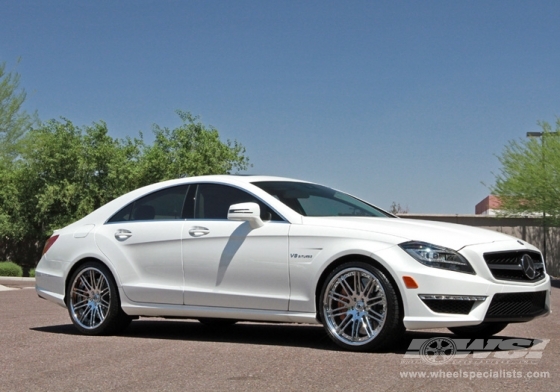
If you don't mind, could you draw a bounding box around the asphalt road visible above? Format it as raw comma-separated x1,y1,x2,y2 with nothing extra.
1,278,558,391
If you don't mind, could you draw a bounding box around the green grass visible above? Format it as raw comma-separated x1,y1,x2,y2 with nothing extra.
0,261,23,277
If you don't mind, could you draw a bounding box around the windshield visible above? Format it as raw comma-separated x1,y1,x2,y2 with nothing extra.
252,181,392,217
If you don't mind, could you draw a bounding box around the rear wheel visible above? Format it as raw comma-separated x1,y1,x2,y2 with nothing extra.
319,261,404,351
448,322,508,338
66,262,131,335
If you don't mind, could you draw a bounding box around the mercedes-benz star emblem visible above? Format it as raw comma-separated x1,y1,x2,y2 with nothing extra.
520,254,536,280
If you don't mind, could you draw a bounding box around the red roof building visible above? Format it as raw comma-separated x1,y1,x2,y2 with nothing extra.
475,195,502,215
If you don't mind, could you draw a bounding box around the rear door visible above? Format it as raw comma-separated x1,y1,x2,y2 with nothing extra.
95,185,188,305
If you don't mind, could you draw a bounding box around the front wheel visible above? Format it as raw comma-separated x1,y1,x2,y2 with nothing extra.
319,261,404,351
66,262,131,335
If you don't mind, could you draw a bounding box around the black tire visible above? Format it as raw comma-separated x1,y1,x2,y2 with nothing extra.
448,322,508,338
198,318,238,327
319,261,404,351
66,261,131,335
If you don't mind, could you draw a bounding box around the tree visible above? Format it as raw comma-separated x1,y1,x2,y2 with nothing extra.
0,112,250,273
0,60,37,160
137,110,250,186
0,119,143,272
491,118,560,222
389,202,409,215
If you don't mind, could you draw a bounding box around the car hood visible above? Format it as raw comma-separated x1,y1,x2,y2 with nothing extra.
300,216,516,250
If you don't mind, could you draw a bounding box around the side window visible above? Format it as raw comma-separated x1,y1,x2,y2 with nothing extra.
298,194,373,216
107,185,189,223
193,184,282,221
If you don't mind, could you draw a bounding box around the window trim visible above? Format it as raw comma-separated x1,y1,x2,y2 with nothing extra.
104,182,289,225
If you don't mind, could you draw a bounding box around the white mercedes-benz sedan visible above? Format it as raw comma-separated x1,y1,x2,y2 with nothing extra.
36,175,551,351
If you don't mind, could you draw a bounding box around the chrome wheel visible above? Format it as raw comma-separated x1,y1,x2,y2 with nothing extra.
320,262,403,351
69,267,111,330
323,267,387,346
66,262,131,335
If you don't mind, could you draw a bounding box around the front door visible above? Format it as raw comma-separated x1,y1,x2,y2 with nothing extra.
182,183,290,310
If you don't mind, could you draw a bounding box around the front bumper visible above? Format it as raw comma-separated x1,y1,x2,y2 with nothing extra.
375,240,552,330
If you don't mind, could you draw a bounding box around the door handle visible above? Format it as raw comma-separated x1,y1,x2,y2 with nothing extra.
188,226,210,237
114,229,132,241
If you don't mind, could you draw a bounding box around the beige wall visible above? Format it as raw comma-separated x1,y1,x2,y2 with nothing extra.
398,214,560,277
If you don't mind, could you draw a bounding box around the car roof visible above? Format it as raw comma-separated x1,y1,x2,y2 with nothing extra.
178,174,309,183
146,174,314,189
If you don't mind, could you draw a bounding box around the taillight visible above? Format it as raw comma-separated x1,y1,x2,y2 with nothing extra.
42,235,59,256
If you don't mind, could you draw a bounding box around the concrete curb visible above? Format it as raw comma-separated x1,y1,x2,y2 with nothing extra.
0,277,36,282
0,277,35,292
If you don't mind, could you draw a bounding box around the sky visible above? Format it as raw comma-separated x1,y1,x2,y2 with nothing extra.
2,0,559,214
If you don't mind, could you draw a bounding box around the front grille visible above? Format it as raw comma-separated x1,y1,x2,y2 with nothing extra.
483,250,545,282
485,291,548,321
421,299,475,315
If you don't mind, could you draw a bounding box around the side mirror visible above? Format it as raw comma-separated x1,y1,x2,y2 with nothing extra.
227,202,264,229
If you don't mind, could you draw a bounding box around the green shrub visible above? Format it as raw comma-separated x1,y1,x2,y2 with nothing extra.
29,268,35,278
0,261,23,277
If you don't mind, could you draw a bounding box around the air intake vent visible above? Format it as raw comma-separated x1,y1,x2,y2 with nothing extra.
485,291,548,322
419,295,485,315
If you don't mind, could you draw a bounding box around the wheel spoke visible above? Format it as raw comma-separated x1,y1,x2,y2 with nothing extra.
89,304,96,326
363,318,375,337
95,306,105,322
329,291,351,304
360,277,374,297
337,313,353,332
72,299,89,309
95,272,105,291
79,306,92,324
80,274,94,292
88,270,96,289
366,294,383,306
331,303,350,313
331,309,349,319
339,276,355,297
367,309,384,323
351,318,360,340
353,272,360,295
72,287,89,297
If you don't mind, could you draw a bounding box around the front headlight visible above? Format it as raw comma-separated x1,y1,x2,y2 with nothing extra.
399,241,475,274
